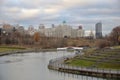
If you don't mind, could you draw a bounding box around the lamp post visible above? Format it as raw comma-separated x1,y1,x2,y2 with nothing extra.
12,27,16,44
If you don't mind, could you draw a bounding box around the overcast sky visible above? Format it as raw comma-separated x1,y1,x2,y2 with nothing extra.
0,0,120,35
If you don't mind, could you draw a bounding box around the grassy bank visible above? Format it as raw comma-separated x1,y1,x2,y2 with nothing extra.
0,46,26,52
0,45,59,56
65,59,95,67
65,46,120,69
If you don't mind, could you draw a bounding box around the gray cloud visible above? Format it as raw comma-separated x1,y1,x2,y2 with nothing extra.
0,0,120,35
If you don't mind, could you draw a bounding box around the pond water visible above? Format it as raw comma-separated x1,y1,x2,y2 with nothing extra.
0,51,107,80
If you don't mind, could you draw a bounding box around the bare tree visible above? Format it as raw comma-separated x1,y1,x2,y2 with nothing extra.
96,39,110,48
108,26,120,45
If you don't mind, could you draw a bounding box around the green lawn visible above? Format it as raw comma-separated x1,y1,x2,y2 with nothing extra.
113,46,120,49
65,59,95,67
0,46,26,52
65,47,120,69
97,63,120,69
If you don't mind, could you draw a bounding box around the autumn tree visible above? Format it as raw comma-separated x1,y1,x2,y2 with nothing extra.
33,32,40,42
108,25,120,45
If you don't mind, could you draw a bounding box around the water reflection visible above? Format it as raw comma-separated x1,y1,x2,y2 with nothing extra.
0,51,109,80
49,70,106,80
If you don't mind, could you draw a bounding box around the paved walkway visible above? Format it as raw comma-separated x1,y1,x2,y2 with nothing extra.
48,54,120,78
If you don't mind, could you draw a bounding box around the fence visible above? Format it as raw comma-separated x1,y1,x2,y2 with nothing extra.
48,54,120,78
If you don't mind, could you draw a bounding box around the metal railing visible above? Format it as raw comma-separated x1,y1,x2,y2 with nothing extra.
48,54,120,75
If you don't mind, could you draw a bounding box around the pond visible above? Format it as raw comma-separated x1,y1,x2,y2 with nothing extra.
0,51,107,80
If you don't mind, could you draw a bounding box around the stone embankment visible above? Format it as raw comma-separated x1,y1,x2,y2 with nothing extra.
48,54,120,79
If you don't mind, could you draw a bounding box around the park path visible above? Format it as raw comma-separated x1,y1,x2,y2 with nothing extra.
48,53,120,78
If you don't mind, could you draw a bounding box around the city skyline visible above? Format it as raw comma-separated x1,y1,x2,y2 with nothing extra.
0,0,120,35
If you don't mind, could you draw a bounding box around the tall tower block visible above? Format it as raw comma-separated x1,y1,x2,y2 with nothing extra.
95,22,102,38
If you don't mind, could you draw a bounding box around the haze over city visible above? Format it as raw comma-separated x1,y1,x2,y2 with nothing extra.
0,0,120,35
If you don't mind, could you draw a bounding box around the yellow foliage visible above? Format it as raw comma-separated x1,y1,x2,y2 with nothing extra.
33,32,40,42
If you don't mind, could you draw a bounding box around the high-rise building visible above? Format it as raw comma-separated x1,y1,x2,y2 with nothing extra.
78,25,82,29
39,24,45,29
95,22,102,38
27,25,36,35
17,26,25,34
28,25,34,31
38,22,84,38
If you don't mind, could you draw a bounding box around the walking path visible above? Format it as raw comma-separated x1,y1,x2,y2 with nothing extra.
48,54,120,78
